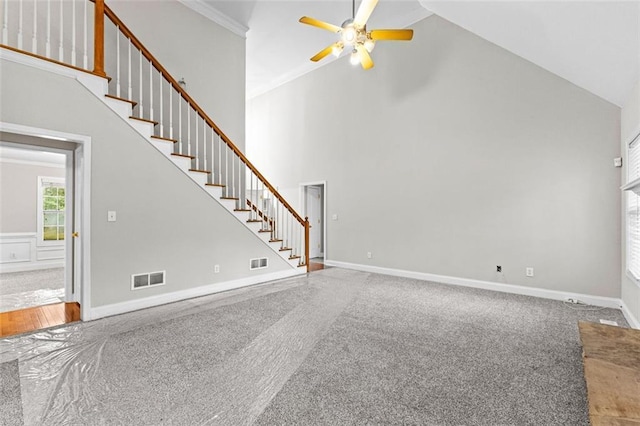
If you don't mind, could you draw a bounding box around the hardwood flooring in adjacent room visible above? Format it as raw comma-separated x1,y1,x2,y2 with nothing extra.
0,302,80,337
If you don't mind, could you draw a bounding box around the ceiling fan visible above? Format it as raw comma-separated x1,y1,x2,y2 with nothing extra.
299,0,414,70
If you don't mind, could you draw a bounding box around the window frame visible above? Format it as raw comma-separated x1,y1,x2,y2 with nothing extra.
624,132,640,286
36,176,66,247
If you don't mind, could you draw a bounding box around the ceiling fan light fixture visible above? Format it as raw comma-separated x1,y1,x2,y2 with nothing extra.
332,43,344,57
364,38,375,52
350,49,360,65
342,25,357,45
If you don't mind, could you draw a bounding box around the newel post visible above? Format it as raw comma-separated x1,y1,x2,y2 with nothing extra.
304,217,310,273
93,0,106,77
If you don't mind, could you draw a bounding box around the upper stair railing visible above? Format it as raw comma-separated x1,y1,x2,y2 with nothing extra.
0,0,310,270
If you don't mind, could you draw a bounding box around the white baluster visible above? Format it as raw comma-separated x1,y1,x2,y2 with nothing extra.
71,0,75,66
187,107,191,157
203,119,207,172
195,114,199,169
169,88,173,140
83,0,87,68
31,0,37,53
138,50,143,117
178,95,182,154
159,76,163,138
127,41,132,100
2,0,8,45
149,61,153,121
45,0,50,57
225,142,228,196
218,133,222,185
58,0,63,60
18,0,23,49
116,29,120,97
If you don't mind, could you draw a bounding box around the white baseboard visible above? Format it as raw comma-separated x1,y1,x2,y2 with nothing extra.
325,260,635,325
87,269,304,321
0,261,64,273
621,299,640,329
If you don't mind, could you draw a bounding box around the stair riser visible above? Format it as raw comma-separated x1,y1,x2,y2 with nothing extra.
103,98,132,118
150,140,173,157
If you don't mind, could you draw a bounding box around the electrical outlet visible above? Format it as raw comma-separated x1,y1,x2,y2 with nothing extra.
367,252,372,259
496,265,502,273
565,297,579,304
214,265,220,273
526,267,534,277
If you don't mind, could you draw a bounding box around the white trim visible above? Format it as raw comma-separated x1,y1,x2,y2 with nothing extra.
0,157,65,168
176,0,248,38
87,269,301,321
0,122,92,321
325,259,627,311
299,181,327,262
620,299,640,329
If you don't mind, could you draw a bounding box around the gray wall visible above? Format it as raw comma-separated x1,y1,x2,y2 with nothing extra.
0,59,290,307
0,162,65,232
247,15,622,298
621,78,640,323
108,0,246,150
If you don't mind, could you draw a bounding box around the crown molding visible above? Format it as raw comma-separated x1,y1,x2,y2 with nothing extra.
177,0,249,38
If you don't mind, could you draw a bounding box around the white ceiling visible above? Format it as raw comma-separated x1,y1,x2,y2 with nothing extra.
194,0,639,106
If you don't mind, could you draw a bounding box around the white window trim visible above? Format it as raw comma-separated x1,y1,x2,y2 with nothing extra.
623,131,640,288
37,176,66,247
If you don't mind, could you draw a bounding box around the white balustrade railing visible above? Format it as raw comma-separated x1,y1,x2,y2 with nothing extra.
0,0,94,71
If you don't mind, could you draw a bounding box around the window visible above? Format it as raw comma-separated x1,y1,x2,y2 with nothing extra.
625,134,640,280
38,177,65,244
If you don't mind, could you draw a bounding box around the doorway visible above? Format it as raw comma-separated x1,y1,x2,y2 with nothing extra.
301,182,326,271
0,123,90,335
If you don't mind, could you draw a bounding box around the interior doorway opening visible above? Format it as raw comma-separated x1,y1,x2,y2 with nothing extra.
0,124,90,336
301,182,326,271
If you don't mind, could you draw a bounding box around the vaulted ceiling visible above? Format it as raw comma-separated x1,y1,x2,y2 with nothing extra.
189,0,639,106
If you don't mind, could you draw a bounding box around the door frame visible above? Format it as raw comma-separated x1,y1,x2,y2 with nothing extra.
0,122,92,320
299,181,327,262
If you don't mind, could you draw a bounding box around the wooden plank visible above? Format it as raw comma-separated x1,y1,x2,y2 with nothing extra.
579,321,640,370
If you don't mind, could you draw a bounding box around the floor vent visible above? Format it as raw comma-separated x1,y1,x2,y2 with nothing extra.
131,271,166,290
249,257,268,270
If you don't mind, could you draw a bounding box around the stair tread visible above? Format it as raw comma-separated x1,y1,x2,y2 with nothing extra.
258,229,272,233
189,169,211,174
234,209,251,212
171,153,195,159
221,197,239,200
247,219,263,223
130,116,158,125
151,135,178,143
205,183,226,188
105,94,138,107
298,263,307,268
289,255,301,260
269,239,283,243
279,247,292,251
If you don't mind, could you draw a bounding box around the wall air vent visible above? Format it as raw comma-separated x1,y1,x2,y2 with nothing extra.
131,271,166,290
249,257,268,270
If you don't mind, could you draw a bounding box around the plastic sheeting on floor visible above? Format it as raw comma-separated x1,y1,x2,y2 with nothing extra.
0,288,65,313
0,268,367,425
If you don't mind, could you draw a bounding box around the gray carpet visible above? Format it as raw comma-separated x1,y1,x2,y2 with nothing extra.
0,360,23,426
0,268,629,425
0,268,65,313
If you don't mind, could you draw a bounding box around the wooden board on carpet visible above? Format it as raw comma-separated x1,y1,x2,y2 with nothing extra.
578,321,640,426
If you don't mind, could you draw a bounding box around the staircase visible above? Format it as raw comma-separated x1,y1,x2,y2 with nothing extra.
0,0,309,272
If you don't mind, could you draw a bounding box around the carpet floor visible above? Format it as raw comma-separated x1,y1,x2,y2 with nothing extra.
0,268,628,425
0,268,65,313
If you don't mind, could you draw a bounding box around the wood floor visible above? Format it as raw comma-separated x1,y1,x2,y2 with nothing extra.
0,302,80,338
308,261,325,272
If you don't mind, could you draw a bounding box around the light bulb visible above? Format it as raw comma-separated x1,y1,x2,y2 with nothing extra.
342,27,356,45
364,39,375,52
350,49,360,66
332,43,344,57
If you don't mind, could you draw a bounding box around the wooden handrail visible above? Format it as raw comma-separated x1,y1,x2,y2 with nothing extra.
93,0,106,76
102,3,305,226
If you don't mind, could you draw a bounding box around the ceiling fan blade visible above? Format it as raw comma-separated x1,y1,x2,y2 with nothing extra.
354,0,378,27
356,44,374,70
370,29,414,41
311,43,340,62
299,16,341,33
